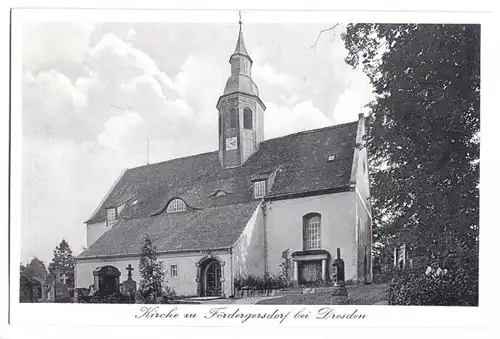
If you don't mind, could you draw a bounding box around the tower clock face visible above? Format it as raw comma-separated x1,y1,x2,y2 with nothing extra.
225,137,238,151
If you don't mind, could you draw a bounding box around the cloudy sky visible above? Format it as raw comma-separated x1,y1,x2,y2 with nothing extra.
20,20,374,264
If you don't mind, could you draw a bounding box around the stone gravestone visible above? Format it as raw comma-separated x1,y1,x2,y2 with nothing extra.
122,264,137,296
47,281,55,302
331,248,348,305
54,273,70,303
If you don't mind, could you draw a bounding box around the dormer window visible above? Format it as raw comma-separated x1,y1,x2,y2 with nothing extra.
215,190,226,196
254,180,266,199
106,207,117,226
166,198,187,213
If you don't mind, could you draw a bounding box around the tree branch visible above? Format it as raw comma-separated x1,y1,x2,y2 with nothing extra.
309,24,340,50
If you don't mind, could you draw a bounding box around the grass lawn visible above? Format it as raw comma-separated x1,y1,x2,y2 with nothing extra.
256,283,388,305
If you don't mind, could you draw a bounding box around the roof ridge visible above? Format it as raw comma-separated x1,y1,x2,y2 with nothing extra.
261,120,358,143
129,150,218,171
127,121,357,171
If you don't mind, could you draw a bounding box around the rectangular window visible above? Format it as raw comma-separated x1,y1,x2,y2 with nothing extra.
171,265,178,277
106,207,117,226
254,180,266,199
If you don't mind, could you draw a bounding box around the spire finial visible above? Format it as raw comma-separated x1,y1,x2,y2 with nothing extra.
238,10,242,26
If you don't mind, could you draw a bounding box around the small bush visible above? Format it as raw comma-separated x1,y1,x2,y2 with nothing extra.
235,274,291,290
387,265,478,306
299,278,332,288
77,292,135,304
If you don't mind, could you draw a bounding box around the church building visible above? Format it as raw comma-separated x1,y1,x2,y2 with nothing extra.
75,23,373,298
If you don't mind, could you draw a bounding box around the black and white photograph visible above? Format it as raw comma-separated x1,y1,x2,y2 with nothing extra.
7,5,490,332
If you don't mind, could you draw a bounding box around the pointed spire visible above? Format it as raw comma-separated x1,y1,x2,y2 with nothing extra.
231,11,252,62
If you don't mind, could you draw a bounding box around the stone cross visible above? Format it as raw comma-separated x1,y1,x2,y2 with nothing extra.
126,264,134,280
61,273,68,284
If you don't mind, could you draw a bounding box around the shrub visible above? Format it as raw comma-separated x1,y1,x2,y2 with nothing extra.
77,292,135,304
234,274,291,290
278,250,293,285
387,264,478,306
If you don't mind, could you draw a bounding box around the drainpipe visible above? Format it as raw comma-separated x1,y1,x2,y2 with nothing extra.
262,201,269,276
229,247,233,297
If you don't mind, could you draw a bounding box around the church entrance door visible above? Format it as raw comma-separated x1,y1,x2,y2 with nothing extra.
299,261,322,284
202,260,221,297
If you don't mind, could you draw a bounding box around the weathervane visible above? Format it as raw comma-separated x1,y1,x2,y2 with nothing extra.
239,10,242,26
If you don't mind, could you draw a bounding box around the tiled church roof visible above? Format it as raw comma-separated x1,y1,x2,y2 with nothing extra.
78,121,358,259
78,201,261,258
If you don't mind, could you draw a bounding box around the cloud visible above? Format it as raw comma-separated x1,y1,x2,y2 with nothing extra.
126,28,137,42
98,110,145,152
23,70,89,140
253,62,295,91
23,22,95,80
89,33,176,93
265,100,333,139
332,68,375,123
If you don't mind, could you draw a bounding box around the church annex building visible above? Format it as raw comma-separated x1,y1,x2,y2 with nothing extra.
75,23,373,298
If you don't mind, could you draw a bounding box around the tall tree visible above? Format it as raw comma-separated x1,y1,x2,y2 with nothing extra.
138,235,171,303
48,239,75,286
341,24,479,262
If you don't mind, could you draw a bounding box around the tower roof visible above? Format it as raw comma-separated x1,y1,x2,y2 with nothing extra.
230,24,252,63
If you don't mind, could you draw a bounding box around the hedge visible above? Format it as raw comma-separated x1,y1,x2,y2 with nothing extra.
387,265,478,306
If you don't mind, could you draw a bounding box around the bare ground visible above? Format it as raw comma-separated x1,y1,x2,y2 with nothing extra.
255,283,389,305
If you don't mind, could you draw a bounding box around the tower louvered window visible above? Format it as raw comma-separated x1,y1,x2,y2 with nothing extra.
243,107,253,129
229,108,237,128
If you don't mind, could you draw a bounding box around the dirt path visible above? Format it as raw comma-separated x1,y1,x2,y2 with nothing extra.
256,283,389,305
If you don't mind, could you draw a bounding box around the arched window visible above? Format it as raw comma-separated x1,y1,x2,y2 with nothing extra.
166,198,187,213
229,108,237,129
243,107,253,129
303,213,321,250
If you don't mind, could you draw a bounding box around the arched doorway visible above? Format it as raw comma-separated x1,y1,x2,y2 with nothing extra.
196,256,224,297
203,260,221,296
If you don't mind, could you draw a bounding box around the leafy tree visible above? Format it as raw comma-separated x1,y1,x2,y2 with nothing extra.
278,249,293,284
22,257,48,282
137,235,175,303
341,24,479,264
48,239,75,286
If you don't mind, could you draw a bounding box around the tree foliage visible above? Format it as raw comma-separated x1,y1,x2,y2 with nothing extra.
341,24,480,262
21,257,48,281
48,239,75,286
137,235,174,303
278,249,293,284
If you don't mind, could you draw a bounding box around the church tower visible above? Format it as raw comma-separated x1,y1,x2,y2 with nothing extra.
217,18,266,168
